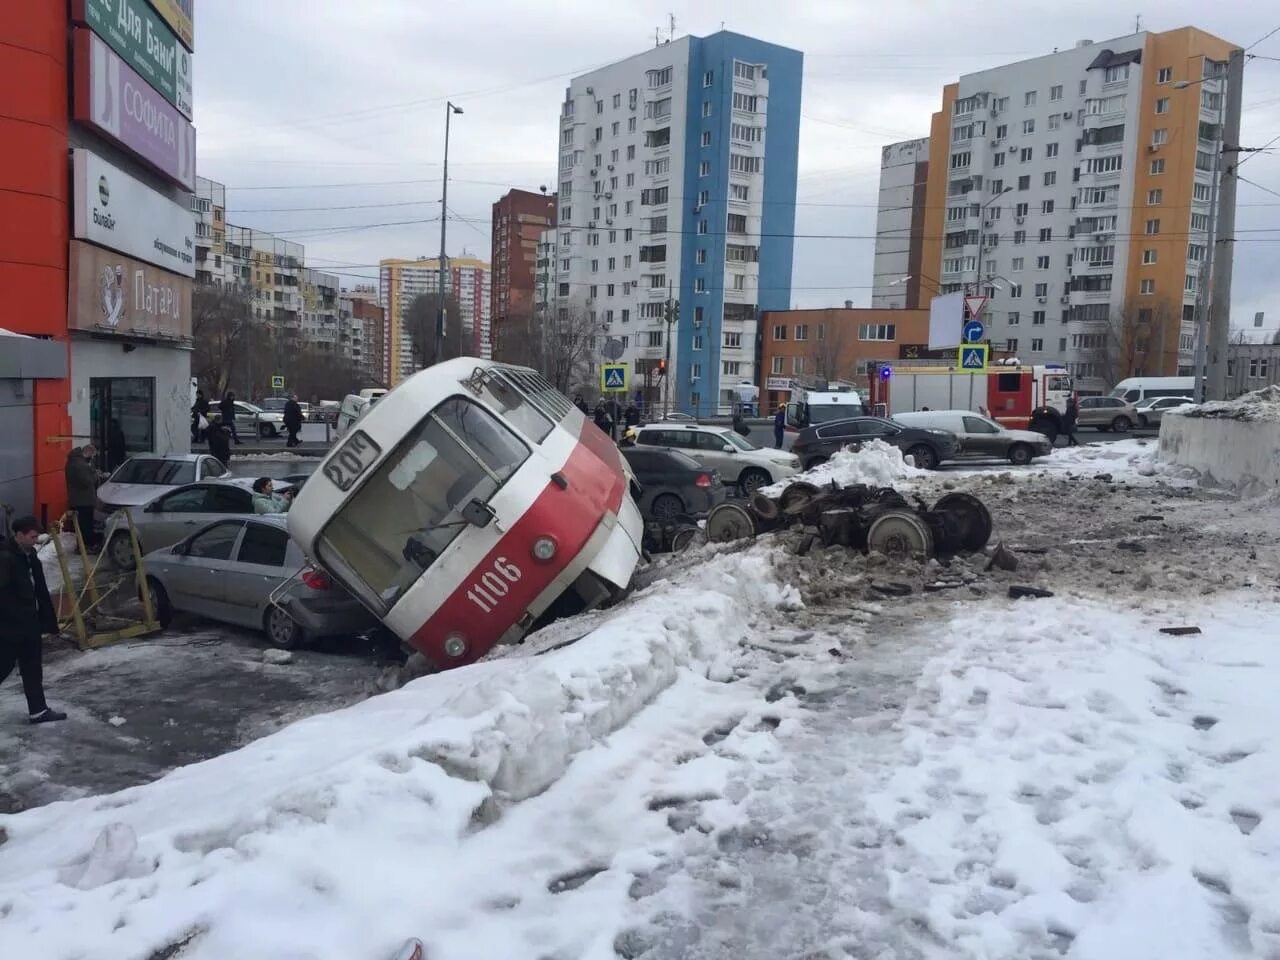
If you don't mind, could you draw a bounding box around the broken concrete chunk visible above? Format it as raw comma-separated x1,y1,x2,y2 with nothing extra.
986,542,1019,572
1159,626,1202,636
1008,585,1055,600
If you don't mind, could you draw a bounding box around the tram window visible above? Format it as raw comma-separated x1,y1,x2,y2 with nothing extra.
487,371,554,443
496,367,573,422
317,397,530,612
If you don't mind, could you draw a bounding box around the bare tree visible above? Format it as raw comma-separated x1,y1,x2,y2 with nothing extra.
1082,300,1176,385
403,292,464,368
806,321,852,383
283,348,364,403
500,306,602,395
191,283,271,398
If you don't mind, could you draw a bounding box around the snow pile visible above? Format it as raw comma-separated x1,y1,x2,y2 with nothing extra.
1171,384,1280,422
0,546,801,960
762,439,926,495
865,595,1280,959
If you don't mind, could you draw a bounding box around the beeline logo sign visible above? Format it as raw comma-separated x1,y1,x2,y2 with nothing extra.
94,174,116,230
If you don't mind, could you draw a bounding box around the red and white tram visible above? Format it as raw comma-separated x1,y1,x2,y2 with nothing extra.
288,358,645,669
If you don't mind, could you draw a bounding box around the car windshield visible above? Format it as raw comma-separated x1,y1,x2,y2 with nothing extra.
808,403,865,425
110,458,196,485
317,396,530,613
723,431,760,451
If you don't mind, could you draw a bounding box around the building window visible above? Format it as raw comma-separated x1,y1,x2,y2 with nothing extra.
1157,66,1172,83
993,152,1006,167
699,160,710,177
726,213,748,234
702,100,712,118
627,143,636,159
791,357,804,375
1007,337,1019,352
1008,311,1020,325
647,331,663,347
1020,147,1033,162
1034,282,1049,297
1188,243,1206,262
1010,283,1022,298
1050,85,1063,101
703,70,714,87
724,332,741,348
858,323,896,341
690,363,701,380
1104,63,1129,83
1036,256,1050,269
1147,189,1163,205
647,66,673,87
1150,158,1165,175
1018,175,1031,190
951,152,972,170
1039,228,1052,242
1155,97,1170,114
695,277,706,293
732,92,758,111
1012,257,1025,272
1025,90,1037,106
1022,119,1035,135
1049,114,1061,130
1185,274,1198,292
1145,219,1160,235
1153,128,1169,146
1044,171,1057,186
696,249,706,264
1031,338,1044,351
730,184,749,201
771,356,784,374
1142,249,1157,264
1032,311,1046,325
773,325,787,340
794,324,808,341
730,153,762,173
1141,279,1155,294
1014,230,1026,244
1046,142,1059,158
692,334,703,350
701,131,712,147
722,361,742,376
698,220,708,235
1042,199,1055,214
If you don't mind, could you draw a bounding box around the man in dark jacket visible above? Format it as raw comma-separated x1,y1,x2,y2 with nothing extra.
573,394,589,416
219,391,243,444
206,416,232,466
191,389,209,442
773,404,786,449
1062,397,1080,447
1,516,66,723
65,444,102,549
283,394,304,448
624,403,641,428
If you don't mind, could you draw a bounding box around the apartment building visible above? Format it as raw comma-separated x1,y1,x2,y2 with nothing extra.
379,255,492,385
340,286,386,385
553,31,802,413
871,138,931,310
300,268,341,351
491,188,557,362
892,27,1239,392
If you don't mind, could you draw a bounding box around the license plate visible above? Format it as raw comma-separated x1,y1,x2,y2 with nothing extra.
322,430,382,491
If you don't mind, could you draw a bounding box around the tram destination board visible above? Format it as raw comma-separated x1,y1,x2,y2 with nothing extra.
323,430,382,492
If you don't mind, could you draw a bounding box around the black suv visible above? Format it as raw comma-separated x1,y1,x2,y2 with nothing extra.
790,416,961,471
621,447,727,520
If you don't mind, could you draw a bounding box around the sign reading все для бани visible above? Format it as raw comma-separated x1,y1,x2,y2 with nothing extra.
73,0,192,118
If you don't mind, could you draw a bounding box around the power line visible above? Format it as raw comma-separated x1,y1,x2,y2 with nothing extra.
1238,175,1280,201
1246,23,1280,52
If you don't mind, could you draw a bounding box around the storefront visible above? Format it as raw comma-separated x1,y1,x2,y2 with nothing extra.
68,241,192,465
0,332,69,521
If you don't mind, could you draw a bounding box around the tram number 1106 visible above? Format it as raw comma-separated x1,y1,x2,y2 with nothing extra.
466,556,523,613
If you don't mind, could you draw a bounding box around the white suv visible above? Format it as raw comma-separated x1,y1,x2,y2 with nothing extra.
634,423,800,492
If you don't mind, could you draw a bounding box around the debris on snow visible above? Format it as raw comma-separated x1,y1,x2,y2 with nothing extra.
262,648,294,665
107,716,126,727
1160,625,1203,636
1008,584,1055,600
759,439,925,496
57,823,146,890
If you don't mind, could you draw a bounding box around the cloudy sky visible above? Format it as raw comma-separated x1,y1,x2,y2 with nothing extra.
193,0,1279,334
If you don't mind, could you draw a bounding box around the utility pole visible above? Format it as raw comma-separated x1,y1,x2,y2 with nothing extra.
1206,49,1243,401
437,102,463,366
662,281,676,418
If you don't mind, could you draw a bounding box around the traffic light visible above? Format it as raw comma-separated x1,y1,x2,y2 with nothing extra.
658,359,666,374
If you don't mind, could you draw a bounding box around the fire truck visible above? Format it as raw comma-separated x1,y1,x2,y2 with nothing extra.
865,360,1075,439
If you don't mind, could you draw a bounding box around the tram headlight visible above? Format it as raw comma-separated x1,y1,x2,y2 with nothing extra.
443,633,468,658
532,536,558,562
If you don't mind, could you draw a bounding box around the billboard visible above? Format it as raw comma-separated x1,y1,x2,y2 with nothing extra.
73,29,196,191
72,149,196,278
147,0,193,51
927,291,964,350
73,0,192,118
68,240,192,341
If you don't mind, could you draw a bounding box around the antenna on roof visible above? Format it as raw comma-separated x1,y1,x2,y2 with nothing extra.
1134,13,1142,32
654,26,660,47
669,13,676,42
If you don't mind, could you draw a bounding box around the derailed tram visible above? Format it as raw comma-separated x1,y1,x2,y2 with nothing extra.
287,358,645,668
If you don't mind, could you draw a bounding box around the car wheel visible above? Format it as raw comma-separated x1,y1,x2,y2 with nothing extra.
906,444,938,470
258,422,275,439
144,577,173,628
738,468,771,495
1008,443,1033,466
108,531,136,570
264,604,305,649
1111,416,1132,433
650,493,684,521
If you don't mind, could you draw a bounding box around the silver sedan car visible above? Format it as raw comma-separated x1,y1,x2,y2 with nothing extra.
142,515,377,648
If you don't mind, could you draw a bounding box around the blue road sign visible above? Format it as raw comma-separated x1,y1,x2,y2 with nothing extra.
601,363,628,391
963,319,985,343
958,344,989,373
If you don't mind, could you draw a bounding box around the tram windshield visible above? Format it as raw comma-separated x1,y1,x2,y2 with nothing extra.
318,396,530,612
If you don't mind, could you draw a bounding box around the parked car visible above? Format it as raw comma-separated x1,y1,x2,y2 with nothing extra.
659,412,697,422
103,478,264,569
97,454,232,517
336,393,374,436
234,400,284,438
1076,396,1138,433
621,447,727,520
1135,396,1194,429
634,423,801,493
142,515,377,648
790,416,961,471
893,410,1053,465
314,401,340,423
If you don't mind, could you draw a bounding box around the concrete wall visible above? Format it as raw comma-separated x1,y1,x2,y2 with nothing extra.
1159,414,1280,497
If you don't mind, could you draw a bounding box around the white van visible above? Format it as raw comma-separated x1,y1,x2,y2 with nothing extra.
335,394,373,437
894,410,1053,465
1109,376,1197,403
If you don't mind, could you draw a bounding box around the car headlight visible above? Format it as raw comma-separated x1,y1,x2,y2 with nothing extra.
443,633,467,658
532,536,557,561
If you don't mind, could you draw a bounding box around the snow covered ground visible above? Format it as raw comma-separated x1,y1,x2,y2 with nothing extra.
2,446,1279,960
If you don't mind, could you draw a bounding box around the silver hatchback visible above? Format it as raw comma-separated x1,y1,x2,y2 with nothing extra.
142,515,377,648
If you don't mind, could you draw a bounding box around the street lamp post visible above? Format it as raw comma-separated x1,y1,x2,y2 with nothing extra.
972,186,1013,296
437,101,463,365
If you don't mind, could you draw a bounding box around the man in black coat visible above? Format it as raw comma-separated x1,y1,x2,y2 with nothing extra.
1062,397,1081,447
283,394,304,448
0,516,66,723
206,416,232,467
219,391,243,444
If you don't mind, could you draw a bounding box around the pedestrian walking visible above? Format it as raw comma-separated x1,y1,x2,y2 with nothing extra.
283,394,304,448
219,391,243,445
573,394,589,416
251,478,293,514
106,418,127,472
1,515,67,724
1062,396,1081,447
624,403,641,428
64,444,103,550
606,396,622,441
191,389,209,443
593,400,613,436
773,403,786,449
206,415,232,467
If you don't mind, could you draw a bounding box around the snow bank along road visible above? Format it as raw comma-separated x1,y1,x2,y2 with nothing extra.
1,441,1279,960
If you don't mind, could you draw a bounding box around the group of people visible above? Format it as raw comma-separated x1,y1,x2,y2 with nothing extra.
574,394,642,441
191,389,307,465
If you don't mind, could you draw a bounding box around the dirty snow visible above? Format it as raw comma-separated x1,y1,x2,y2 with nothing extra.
760,438,926,495
1172,384,1280,423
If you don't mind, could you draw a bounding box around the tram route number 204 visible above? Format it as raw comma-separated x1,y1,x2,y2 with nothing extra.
466,556,523,613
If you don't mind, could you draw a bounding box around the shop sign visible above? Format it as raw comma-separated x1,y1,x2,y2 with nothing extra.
69,240,193,341
766,376,793,392
74,29,195,190
147,0,193,51
72,149,196,278
73,0,193,118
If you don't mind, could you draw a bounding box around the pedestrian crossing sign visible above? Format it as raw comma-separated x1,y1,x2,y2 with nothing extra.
601,363,628,391
958,344,988,373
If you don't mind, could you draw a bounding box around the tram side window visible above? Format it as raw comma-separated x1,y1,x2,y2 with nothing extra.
317,397,530,612
487,371,554,443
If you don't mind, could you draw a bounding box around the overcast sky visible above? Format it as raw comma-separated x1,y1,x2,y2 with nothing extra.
193,0,1279,334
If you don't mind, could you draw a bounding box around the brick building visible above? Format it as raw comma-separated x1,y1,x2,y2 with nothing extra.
490,189,556,362
758,307,931,409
